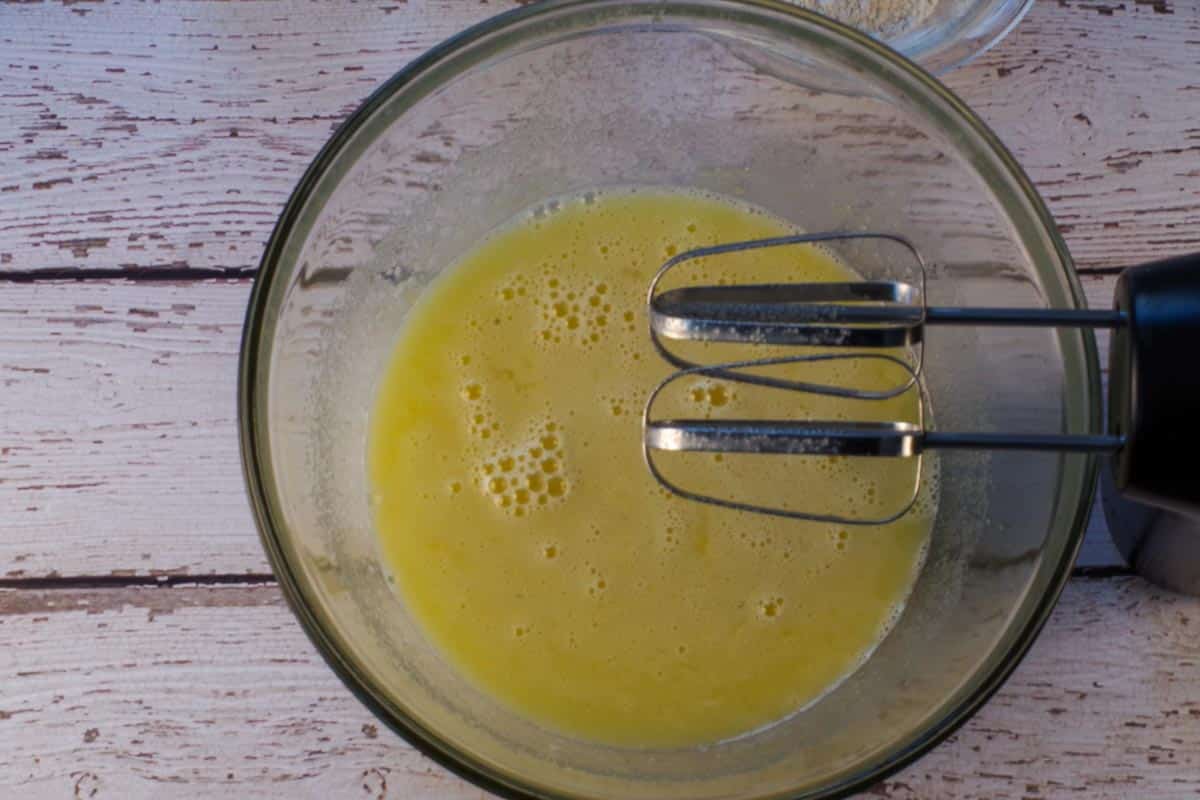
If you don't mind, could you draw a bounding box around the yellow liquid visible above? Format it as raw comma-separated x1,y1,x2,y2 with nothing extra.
369,189,933,747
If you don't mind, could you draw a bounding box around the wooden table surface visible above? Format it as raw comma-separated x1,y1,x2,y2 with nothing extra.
2,1,1199,797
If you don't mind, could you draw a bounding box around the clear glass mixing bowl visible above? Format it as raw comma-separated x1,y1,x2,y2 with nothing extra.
882,0,1033,73
239,2,1100,798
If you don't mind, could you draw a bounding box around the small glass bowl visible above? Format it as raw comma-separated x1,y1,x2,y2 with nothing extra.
799,0,1035,73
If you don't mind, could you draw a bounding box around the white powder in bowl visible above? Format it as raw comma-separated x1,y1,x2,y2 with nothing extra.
784,0,939,38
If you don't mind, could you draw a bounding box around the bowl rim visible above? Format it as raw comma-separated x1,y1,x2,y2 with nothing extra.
238,2,1099,798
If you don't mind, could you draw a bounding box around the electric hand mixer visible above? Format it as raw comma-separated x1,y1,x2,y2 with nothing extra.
641,232,1200,525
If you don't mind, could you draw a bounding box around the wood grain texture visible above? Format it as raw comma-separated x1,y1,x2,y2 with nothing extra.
0,0,521,276
1,577,1196,798
0,280,257,578
0,278,1125,579
0,583,490,799
943,0,1200,273
3,2,1196,797
1,1,1197,276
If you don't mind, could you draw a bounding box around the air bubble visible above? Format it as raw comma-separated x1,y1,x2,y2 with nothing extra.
759,597,784,619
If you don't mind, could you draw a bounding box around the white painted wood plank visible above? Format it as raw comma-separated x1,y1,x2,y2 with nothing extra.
0,1,1196,274
944,1,1200,272
0,584,491,799
0,0,522,274
1,577,1195,798
0,278,1126,578
0,280,259,577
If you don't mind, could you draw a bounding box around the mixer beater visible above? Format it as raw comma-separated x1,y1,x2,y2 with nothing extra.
641,233,1200,524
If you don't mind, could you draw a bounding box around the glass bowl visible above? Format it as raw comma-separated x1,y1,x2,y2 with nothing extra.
869,0,1034,74
239,2,1099,798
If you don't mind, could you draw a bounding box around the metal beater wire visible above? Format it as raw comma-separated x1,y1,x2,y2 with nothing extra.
641,352,927,526
642,230,1127,523
646,231,929,399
